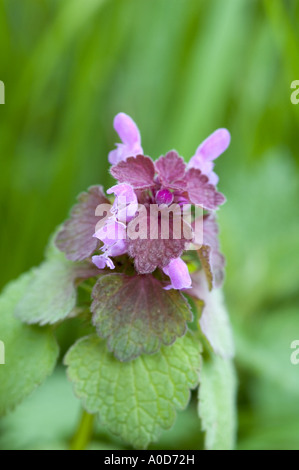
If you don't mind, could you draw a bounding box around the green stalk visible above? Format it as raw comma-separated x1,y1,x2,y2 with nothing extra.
70,410,95,451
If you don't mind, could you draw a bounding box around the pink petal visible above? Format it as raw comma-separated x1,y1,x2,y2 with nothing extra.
108,113,143,165
163,258,192,290
93,220,126,246
107,183,136,200
108,146,126,166
106,239,128,257
193,128,231,162
92,255,115,270
114,113,141,148
208,171,219,186
107,183,138,222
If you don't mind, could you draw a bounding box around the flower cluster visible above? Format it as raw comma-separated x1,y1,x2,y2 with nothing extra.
56,113,230,291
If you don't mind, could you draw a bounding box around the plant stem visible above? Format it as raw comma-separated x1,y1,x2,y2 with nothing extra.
70,410,95,450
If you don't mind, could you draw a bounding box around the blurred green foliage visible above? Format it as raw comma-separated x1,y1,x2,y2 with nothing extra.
1,0,299,450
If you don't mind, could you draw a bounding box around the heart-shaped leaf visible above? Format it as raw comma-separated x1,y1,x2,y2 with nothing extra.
65,333,201,448
91,273,193,361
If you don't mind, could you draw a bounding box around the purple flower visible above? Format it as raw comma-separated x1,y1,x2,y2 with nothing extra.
93,220,126,247
108,113,143,165
163,258,192,290
109,149,225,278
93,219,127,264
55,113,229,292
111,151,226,211
155,188,174,206
187,129,231,185
107,183,138,223
92,254,115,270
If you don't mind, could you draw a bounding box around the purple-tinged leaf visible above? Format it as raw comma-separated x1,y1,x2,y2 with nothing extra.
155,151,186,190
110,155,155,189
193,214,225,288
197,245,213,290
55,186,110,261
185,168,226,211
74,262,102,282
91,273,193,361
126,206,192,274
128,236,186,274
202,215,225,288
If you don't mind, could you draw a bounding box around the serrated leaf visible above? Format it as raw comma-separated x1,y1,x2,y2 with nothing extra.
65,333,201,449
91,273,193,361
197,245,213,290
185,168,226,211
0,272,59,416
15,259,77,326
15,246,98,326
194,215,225,289
110,154,156,189
198,354,237,450
126,203,192,275
190,271,234,359
155,151,187,190
55,185,110,262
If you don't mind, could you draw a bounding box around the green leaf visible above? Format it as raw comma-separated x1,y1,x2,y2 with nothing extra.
91,273,193,361
15,245,98,326
65,333,201,449
15,258,77,325
0,272,59,416
191,271,234,359
198,353,237,450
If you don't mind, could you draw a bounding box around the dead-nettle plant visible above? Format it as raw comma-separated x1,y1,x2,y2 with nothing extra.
0,113,236,450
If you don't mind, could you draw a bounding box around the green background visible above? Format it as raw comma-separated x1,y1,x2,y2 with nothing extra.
0,0,299,450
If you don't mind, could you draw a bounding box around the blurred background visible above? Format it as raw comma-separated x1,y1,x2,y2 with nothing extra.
0,0,299,450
